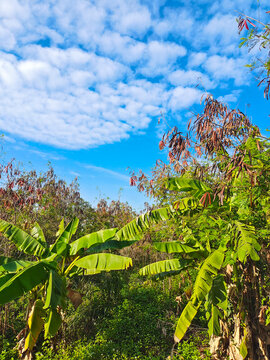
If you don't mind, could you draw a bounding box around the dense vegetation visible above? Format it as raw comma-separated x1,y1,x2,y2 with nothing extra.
1,11,270,360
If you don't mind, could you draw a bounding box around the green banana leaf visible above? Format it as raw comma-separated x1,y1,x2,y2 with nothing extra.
153,241,200,254
69,228,118,255
174,301,201,342
192,249,225,302
50,217,79,255
0,219,48,257
44,309,62,338
0,262,50,305
84,240,136,254
140,259,184,276
207,304,222,336
0,273,15,288
24,299,45,351
0,256,14,265
44,270,66,310
235,221,261,262
166,177,212,198
74,253,132,272
0,259,33,274
31,222,47,247
114,207,174,241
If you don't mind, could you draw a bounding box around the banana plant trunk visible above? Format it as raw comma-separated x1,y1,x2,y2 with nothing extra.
210,261,270,359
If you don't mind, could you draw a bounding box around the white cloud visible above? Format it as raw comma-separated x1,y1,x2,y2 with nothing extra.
169,87,203,111
217,90,242,104
188,52,207,68
0,0,265,150
168,69,215,89
203,55,247,86
201,14,239,54
139,41,187,76
98,32,146,64
153,8,195,39
109,0,151,37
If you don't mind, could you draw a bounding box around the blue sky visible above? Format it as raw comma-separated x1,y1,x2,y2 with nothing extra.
0,0,269,210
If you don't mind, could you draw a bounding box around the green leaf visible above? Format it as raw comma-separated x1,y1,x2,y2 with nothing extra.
115,206,175,241
153,241,200,254
235,221,261,263
56,218,65,237
166,177,212,198
85,240,136,254
0,273,15,288
51,217,79,256
207,304,221,336
44,271,66,310
192,250,225,302
140,259,184,276
44,309,62,338
31,222,47,247
0,260,33,274
240,330,248,359
208,275,227,311
174,301,201,342
24,300,45,351
0,219,48,257
0,262,49,305
69,228,118,255
0,256,14,266
74,253,132,272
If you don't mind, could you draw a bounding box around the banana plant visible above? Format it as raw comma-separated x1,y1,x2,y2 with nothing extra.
120,173,267,359
0,217,133,358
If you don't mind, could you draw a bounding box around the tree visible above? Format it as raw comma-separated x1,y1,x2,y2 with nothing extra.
0,217,133,359
123,92,270,360
237,12,270,100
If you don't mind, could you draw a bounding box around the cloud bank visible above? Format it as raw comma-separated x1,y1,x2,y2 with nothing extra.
0,0,265,149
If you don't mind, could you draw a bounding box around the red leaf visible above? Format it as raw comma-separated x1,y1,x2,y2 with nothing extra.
159,140,165,150
246,18,256,27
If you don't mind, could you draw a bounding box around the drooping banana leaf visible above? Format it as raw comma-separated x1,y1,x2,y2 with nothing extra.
207,304,221,337
44,309,62,338
207,274,227,311
191,250,225,303
50,217,79,256
69,228,118,255
74,253,132,272
174,250,225,342
44,270,66,310
174,300,201,342
0,219,48,257
24,299,45,351
0,262,50,305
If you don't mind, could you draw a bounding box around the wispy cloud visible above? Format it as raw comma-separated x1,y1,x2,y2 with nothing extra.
82,164,130,182
29,149,66,161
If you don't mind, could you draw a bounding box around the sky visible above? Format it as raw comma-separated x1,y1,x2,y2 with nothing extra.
0,0,269,211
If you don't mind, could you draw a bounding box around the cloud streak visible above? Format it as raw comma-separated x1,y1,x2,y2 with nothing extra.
82,164,130,182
